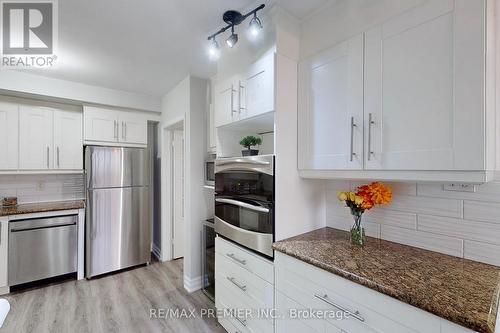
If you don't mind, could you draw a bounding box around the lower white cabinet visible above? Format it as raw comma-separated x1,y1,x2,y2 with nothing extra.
275,252,474,333
0,218,8,291
215,237,274,333
0,101,19,170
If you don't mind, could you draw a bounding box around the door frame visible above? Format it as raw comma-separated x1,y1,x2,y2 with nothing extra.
160,116,185,261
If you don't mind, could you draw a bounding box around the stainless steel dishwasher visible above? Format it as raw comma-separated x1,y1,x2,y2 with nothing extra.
9,214,78,286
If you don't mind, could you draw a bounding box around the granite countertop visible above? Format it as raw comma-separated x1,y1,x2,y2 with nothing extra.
0,200,85,217
273,227,500,333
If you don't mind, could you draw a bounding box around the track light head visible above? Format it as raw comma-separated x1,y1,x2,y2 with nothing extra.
226,26,238,48
249,15,262,37
208,38,220,61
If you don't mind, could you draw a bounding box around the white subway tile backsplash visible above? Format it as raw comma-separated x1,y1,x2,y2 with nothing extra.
325,180,500,267
463,241,500,267
463,200,500,224
380,225,464,257
0,174,84,204
418,215,500,245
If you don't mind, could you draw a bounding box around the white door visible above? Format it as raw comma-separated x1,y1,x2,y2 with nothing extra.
364,0,485,170
84,106,118,143
0,102,19,170
53,110,83,170
242,52,275,119
172,129,184,259
19,106,53,170
298,34,364,170
214,77,238,127
0,219,7,288
119,112,147,145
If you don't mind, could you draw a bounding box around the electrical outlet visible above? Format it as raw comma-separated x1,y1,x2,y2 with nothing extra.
443,184,476,192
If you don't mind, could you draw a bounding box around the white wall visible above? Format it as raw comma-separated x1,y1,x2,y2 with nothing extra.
0,71,161,112
160,75,209,292
326,180,500,267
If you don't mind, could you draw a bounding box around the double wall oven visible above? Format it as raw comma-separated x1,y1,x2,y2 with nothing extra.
214,155,275,259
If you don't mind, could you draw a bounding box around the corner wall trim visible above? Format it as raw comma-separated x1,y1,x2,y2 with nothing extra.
183,275,202,293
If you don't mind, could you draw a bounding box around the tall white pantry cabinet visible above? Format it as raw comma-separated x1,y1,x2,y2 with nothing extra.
298,0,498,183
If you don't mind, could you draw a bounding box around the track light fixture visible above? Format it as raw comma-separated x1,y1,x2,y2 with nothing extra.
207,4,265,59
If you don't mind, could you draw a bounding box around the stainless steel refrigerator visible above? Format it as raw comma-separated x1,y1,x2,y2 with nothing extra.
85,146,150,278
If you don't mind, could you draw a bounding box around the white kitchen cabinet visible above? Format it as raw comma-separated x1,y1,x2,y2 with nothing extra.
298,0,496,183
275,252,475,333
0,218,8,292
298,34,364,170
364,0,484,171
240,52,275,120
83,106,147,146
0,102,19,170
214,76,239,127
84,106,120,143
53,110,83,170
119,112,147,144
19,106,54,170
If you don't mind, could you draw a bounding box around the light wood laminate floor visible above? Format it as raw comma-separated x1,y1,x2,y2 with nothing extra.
1,259,225,333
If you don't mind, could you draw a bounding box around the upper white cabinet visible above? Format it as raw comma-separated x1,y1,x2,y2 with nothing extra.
298,0,495,183
0,102,19,170
298,34,364,171
19,106,83,171
19,106,54,170
84,106,147,146
214,52,275,128
53,110,83,170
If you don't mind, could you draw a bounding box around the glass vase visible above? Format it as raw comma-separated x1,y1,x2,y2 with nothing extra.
350,212,365,246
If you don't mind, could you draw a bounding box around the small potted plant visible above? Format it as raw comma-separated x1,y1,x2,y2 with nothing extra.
239,135,262,156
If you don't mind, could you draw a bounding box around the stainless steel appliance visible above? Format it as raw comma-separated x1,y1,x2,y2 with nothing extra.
214,155,274,258
201,218,215,301
205,155,215,186
9,214,77,286
85,146,150,278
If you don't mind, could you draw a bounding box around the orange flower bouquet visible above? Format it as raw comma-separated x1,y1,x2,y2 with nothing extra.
338,182,392,246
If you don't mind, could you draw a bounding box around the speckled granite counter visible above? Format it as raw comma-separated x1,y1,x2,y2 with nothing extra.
0,200,85,217
273,227,500,333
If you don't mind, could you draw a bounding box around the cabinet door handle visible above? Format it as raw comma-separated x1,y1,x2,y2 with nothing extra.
368,113,374,161
122,122,125,139
234,315,247,327
46,146,50,168
226,253,246,265
113,120,117,139
350,116,357,162
124,122,127,140
227,276,247,291
238,81,245,111
57,146,60,168
230,85,237,116
314,294,365,322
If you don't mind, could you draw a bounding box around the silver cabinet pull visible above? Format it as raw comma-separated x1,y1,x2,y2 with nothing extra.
46,146,50,168
238,80,245,112
368,113,374,161
230,85,237,116
234,315,247,327
113,120,117,139
57,146,60,168
216,198,269,213
350,116,357,162
122,121,125,139
314,294,365,322
226,253,246,265
124,122,127,140
227,276,247,291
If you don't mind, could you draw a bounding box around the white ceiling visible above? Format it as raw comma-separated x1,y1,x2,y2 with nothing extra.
24,0,333,97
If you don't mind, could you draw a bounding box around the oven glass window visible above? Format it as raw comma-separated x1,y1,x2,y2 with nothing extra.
215,198,273,234
215,171,274,202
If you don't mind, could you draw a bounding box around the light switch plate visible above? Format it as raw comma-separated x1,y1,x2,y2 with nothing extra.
443,184,476,192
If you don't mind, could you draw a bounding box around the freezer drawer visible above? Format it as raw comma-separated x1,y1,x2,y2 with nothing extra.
9,215,78,286
86,186,150,277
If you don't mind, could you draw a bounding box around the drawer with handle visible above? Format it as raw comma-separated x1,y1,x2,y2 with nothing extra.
275,252,440,333
216,252,274,310
215,236,273,283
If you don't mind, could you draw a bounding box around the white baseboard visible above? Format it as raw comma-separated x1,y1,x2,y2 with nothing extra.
0,286,9,296
183,274,202,293
152,243,162,261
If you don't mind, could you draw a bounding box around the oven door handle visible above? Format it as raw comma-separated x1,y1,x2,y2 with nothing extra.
215,198,270,213
216,159,270,166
